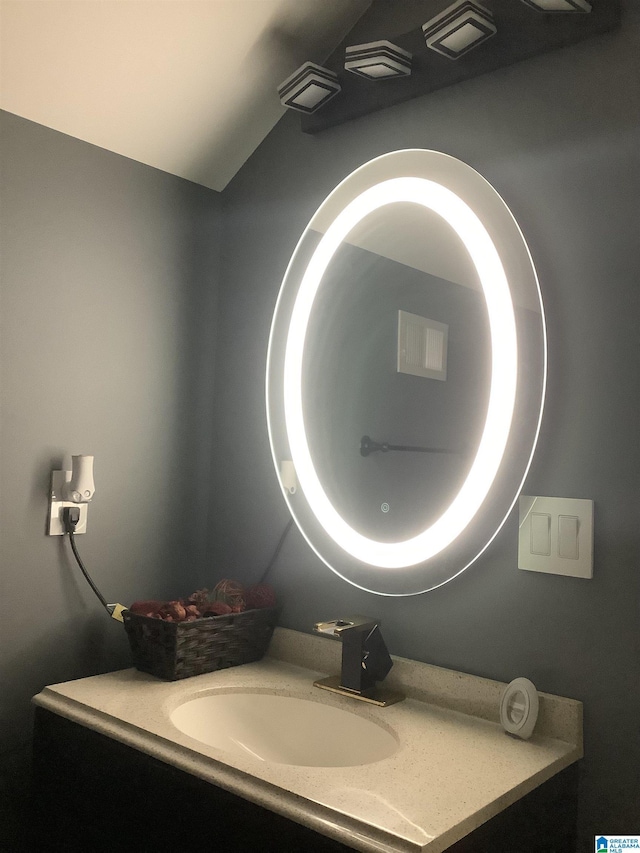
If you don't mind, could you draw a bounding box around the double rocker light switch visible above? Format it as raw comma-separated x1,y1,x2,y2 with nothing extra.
518,496,594,579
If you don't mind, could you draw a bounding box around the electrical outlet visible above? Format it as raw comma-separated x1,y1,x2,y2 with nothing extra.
47,470,89,535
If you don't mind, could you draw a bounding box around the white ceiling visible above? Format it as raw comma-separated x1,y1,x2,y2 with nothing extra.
0,0,370,191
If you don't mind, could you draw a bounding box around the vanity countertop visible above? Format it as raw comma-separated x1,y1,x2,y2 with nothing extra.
32,627,582,853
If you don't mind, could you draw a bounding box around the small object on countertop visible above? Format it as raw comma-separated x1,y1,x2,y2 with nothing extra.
123,601,278,680
245,583,277,610
500,677,539,740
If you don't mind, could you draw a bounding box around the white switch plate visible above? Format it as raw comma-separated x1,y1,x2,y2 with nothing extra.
518,496,593,579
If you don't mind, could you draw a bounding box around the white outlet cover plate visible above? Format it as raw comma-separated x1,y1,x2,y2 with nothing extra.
518,496,593,579
48,470,88,535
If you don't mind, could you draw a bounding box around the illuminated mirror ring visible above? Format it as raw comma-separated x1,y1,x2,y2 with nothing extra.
266,149,547,596
284,178,517,570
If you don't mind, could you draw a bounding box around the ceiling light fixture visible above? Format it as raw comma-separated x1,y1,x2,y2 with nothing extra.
344,40,412,79
422,0,497,60
277,62,341,114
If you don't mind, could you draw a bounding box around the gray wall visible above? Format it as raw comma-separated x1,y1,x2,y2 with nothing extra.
211,4,640,848
0,111,221,836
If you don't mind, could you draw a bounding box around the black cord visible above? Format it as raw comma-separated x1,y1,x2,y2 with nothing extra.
258,519,293,585
68,531,110,611
62,509,292,606
63,507,110,615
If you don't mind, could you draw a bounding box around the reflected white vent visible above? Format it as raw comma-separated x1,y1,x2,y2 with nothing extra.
397,310,448,380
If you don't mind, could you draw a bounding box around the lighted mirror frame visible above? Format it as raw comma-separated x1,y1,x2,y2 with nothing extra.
266,150,546,596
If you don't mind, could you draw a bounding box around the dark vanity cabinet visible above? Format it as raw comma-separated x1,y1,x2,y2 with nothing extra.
31,708,578,853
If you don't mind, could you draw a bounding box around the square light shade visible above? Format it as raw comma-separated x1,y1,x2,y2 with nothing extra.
278,62,341,114
422,0,497,60
344,40,412,79
518,0,591,10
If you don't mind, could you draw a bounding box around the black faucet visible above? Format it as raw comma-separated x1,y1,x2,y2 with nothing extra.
314,617,394,698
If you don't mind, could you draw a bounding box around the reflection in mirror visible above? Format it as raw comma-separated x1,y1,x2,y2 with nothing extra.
303,206,491,542
266,150,546,596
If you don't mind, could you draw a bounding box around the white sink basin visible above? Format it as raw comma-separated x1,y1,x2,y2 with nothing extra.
170,691,399,767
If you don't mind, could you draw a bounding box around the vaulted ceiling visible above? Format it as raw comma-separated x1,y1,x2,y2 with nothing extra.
0,0,370,191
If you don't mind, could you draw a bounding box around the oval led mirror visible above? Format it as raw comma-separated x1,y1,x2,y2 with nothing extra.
266,150,546,596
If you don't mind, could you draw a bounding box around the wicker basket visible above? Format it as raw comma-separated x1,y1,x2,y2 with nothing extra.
123,607,277,681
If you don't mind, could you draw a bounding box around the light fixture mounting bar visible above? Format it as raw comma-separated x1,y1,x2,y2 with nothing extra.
301,0,620,133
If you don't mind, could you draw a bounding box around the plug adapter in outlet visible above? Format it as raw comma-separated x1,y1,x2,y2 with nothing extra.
47,470,89,535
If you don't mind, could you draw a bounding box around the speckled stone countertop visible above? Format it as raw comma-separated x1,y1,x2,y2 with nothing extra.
32,627,582,853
